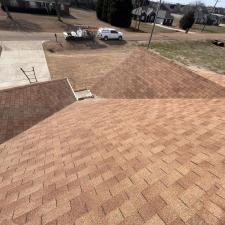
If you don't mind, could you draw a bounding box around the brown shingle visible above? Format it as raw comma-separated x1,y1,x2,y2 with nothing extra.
92,49,225,99
0,78,75,144
1,99,225,225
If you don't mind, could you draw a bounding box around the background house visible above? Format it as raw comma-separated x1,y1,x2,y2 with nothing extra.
3,0,71,16
208,6,225,15
209,13,225,25
195,11,225,25
156,6,174,26
132,4,174,26
162,3,186,14
195,10,208,24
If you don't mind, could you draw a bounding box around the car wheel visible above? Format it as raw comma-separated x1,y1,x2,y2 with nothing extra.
104,36,108,41
118,36,122,40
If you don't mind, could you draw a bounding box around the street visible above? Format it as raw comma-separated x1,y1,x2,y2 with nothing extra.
0,29,225,42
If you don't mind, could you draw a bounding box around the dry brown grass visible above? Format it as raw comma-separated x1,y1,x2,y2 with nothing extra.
151,41,225,74
0,10,77,32
44,41,133,90
0,7,176,34
130,20,176,33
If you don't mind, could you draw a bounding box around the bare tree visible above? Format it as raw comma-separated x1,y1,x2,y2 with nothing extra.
134,0,141,29
137,0,146,30
55,0,62,21
193,1,208,13
185,1,208,15
202,0,219,31
1,0,13,19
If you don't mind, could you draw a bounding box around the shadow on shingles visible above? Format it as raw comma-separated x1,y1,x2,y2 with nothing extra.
0,79,75,145
0,18,42,32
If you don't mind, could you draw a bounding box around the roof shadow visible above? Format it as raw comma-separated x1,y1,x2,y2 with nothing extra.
0,79,75,145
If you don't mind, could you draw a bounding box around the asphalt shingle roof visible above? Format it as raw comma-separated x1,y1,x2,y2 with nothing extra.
1,49,225,225
1,99,225,225
93,49,225,99
0,78,75,144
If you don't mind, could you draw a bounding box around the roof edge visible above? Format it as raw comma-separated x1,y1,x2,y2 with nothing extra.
0,78,69,93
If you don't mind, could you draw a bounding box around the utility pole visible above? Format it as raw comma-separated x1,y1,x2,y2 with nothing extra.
147,0,162,48
202,0,219,32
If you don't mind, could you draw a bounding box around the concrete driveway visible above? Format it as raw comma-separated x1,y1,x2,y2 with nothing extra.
0,41,51,89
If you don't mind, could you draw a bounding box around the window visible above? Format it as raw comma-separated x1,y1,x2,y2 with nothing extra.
111,30,118,34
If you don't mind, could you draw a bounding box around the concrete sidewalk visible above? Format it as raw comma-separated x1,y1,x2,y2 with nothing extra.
156,24,195,33
0,41,51,89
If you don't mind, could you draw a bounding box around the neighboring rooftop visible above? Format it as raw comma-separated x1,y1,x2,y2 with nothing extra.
0,78,75,144
1,99,225,225
93,49,225,99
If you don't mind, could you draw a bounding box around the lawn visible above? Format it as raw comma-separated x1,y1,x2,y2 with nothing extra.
150,41,225,74
171,14,225,33
0,10,77,32
0,8,107,32
130,18,225,34
0,8,176,34
191,24,225,33
130,20,176,33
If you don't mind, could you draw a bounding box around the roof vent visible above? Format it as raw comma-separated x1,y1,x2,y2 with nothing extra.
74,89,94,101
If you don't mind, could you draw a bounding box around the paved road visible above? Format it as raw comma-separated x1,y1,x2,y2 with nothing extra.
0,31,56,41
0,30,225,42
0,41,51,89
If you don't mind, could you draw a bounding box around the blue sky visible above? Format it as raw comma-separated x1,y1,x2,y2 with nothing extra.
164,0,225,7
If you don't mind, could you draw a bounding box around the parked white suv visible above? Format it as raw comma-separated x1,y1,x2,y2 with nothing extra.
97,28,123,41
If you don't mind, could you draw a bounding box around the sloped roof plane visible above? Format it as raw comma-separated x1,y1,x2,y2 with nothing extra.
0,78,75,144
1,49,225,225
93,49,225,99
1,99,225,225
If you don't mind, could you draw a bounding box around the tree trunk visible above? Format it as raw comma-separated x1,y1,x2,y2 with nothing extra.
55,0,61,21
1,0,12,19
137,0,145,31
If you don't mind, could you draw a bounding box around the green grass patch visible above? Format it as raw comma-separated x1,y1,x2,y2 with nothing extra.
171,15,225,33
191,24,225,33
130,20,176,33
150,41,225,74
